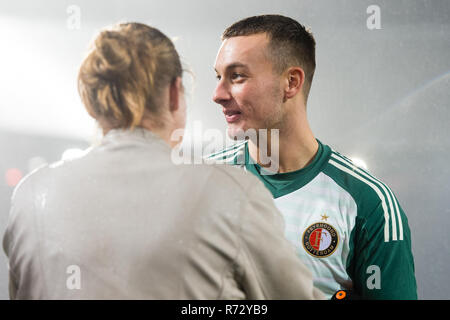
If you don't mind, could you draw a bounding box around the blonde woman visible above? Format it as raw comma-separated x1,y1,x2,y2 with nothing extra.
3,23,323,300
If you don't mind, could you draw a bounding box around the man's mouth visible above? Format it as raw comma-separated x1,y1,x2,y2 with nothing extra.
223,109,242,123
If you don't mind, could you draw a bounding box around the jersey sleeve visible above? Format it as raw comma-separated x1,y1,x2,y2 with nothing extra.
347,199,418,300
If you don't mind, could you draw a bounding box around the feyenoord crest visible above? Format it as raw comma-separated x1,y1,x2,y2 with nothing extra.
302,222,339,258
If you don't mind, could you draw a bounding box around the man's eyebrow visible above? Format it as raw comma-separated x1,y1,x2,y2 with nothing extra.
215,62,249,73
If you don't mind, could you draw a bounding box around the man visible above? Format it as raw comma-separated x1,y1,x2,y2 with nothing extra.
210,15,417,299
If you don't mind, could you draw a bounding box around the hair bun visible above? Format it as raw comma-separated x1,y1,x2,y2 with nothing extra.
78,22,183,130
92,31,132,80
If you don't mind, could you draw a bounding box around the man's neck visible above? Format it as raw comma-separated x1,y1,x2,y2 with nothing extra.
248,117,318,174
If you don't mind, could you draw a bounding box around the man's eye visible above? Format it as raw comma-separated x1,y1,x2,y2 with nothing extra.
231,73,244,80
216,74,221,81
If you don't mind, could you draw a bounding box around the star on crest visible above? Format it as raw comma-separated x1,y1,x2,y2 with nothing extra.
321,214,329,221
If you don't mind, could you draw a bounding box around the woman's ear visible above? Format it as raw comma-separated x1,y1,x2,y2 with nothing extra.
169,77,183,112
284,67,305,100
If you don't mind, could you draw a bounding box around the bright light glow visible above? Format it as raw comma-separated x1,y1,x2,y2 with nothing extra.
0,16,96,140
61,148,87,161
350,157,368,170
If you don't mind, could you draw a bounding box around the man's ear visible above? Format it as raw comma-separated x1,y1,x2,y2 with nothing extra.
169,77,183,112
284,67,305,100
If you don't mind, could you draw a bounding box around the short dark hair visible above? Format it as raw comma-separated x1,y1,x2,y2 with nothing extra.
222,15,316,101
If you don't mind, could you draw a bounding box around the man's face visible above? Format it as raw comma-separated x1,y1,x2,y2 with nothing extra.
213,33,285,138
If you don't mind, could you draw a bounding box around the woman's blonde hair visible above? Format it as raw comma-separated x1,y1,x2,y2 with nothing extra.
78,22,182,130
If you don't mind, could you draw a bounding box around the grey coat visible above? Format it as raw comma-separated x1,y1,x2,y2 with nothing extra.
3,128,324,300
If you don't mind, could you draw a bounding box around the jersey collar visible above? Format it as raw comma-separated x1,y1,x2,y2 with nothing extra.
244,139,332,198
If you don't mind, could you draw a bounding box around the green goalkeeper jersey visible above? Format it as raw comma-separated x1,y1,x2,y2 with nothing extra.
207,139,417,299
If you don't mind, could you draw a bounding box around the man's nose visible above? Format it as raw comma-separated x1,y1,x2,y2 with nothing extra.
212,80,231,105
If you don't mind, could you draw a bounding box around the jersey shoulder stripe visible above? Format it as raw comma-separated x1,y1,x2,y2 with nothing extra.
331,151,403,242
205,140,247,164
326,150,403,242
